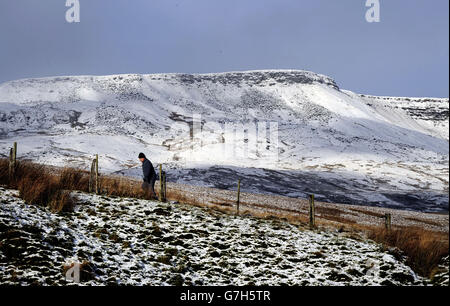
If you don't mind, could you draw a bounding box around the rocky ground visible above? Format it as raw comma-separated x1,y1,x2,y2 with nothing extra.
0,186,437,286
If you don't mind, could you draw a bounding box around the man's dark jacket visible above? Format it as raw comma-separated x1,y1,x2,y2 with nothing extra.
142,158,156,182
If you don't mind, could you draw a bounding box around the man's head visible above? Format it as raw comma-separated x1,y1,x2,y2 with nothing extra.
138,152,146,163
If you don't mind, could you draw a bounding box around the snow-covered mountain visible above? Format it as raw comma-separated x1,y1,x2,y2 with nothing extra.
0,70,448,211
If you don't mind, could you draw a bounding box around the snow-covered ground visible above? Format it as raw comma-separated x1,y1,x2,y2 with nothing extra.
0,70,448,211
0,187,428,286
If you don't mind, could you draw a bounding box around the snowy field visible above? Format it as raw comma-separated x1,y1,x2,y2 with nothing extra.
0,186,435,286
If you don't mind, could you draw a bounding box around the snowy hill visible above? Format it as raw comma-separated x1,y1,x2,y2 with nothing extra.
0,187,426,286
0,70,448,211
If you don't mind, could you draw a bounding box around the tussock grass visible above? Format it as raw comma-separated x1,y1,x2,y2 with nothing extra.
49,190,76,213
367,226,448,278
59,167,89,191
1,160,75,213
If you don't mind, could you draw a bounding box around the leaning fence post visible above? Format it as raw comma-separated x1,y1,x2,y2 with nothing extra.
384,213,391,232
309,194,315,229
236,179,241,215
95,154,99,194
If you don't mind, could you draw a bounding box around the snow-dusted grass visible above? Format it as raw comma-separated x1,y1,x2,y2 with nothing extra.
0,186,430,286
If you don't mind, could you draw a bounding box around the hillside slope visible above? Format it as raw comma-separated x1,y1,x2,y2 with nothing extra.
0,70,448,211
0,187,427,286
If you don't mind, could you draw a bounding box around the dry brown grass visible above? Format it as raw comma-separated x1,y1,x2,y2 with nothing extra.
59,167,90,191
99,175,161,200
49,190,76,213
367,226,449,278
0,158,9,186
1,160,75,213
18,174,60,207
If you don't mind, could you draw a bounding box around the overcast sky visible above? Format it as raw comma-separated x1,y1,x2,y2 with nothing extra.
0,0,448,97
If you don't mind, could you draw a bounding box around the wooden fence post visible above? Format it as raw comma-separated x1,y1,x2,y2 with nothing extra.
12,142,17,166
309,194,315,229
8,148,13,180
8,142,17,181
89,158,95,193
385,213,391,231
236,179,241,215
95,154,99,194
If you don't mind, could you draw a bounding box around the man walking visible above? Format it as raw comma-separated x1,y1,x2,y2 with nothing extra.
139,152,157,199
